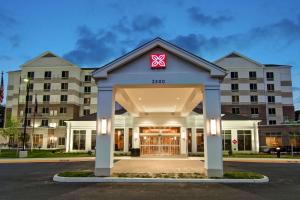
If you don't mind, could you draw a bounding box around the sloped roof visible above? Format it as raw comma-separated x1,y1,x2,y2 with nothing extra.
92,37,227,79
221,113,255,121
214,51,264,67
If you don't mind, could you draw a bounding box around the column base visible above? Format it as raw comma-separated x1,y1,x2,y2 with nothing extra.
95,168,112,177
205,168,223,178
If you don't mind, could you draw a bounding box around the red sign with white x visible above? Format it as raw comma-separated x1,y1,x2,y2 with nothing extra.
150,54,166,69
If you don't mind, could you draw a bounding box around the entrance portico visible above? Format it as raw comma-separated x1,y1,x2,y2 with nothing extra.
92,37,226,177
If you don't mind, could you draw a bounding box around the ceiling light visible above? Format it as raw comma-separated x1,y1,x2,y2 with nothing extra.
138,97,142,101
176,97,180,100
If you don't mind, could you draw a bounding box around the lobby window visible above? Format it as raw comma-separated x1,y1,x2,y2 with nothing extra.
250,95,258,103
44,83,51,91
232,96,239,103
59,120,66,127
43,95,50,102
266,132,282,147
58,137,65,145
268,108,276,115
267,84,274,92
26,95,33,102
60,95,68,102
222,130,232,151
251,107,259,115
115,129,124,151
237,130,252,151
44,71,51,79
269,120,277,125
91,130,96,150
83,109,90,116
27,71,34,80
268,96,275,103
42,107,49,114
62,71,69,79
41,119,48,127
187,128,192,152
33,134,43,148
60,107,67,114
84,86,91,93
231,72,238,80
61,83,68,91
266,72,274,81
232,107,240,114
84,98,91,105
196,128,204,152
85,75,92,82
73,130,86,150
250,83,257,92
289,132,300,148
28,83,34,91
231,84,239,92
249,71,257,80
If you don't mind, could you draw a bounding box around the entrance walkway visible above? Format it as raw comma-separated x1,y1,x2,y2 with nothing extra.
112,159,204,174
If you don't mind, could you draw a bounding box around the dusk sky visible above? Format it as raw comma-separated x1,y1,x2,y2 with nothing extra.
0,0,300,109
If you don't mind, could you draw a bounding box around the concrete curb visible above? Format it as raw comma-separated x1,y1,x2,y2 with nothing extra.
53,174,269,183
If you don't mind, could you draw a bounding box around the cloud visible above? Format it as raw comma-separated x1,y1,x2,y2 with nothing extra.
0,10,21,48
187,7,233,26
293,87,300,92
0,12,18,28
131,15,164,32
0,55,12,61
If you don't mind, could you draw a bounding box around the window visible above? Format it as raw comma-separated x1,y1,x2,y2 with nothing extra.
62,71,69,79
267,84,274,92
73,130,86,150
60,107,67,114
83,109,90,116
85,75,92,82
222,130,232,151
58,137,65,145
266,132,282,147
91,130,96,150
268,96,275,103
61,83,68,91
44,71,51,79
59,120,66,126
84,98,91,105
196,128,204,152
84,86,91,93
42,107,49,114
232,107,240,114
28,83,34,91
268,108,276,115
269,120,276,125
231,72,238,80
237,130,252,151
115,129,124,151
25,107,32,114
250,95,258,103
33,134,43,148
249,71,257,80
60,95,68,102
44,83,51,91
24,119,31,127
27,71,34,80
26,95,33,102
251,107,259,115
232,96,239,103
289,132,300,148
250,83,257,92
41,119,48,127
231,84,239,92
43,95,50,102
266,72,274,81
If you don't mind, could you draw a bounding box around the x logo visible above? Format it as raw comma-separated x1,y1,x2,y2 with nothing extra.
150,54,166,68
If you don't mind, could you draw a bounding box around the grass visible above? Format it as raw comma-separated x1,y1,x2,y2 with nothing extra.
57,171,264,179
224,153,300,159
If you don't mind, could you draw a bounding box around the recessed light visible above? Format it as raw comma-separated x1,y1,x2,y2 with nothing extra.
138,97,142,101
176,97,180,100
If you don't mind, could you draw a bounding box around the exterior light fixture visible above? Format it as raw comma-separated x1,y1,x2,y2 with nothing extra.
24,78,29,83
98,118,110,134
210,119,217,135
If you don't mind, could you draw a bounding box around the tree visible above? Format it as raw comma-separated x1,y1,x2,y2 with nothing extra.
0,117,21,148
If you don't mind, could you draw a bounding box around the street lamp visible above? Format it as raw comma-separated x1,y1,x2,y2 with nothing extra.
22,78,30,151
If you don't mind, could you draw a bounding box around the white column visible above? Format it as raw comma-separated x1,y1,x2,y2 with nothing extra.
95,88,115,176
253,122,260,153
124,128,129,152
180,127,187,155
133,127,139,148
66,123,71,152
203,85,223,178
86,129,92,151
192,127,197,153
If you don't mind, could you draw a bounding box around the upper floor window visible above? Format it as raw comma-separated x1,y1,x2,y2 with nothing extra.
250,83,257,92
62,71,69,79
84,86,91,93
269,120,276,125
232,96,239,103
25,107,32,114
41,119,49,127
59,120,66,127
44,83,51,91
26,95,33,102
61,83,68,91
44,71,52,79
28,83,34,91
85,75,92,82
268,108,276,115
231,72,238,80
83,109,90,116
60,95,68,102
84,98,91,105
249,71,257,80
231,84,239,92
267,84,274,92
232,107,240,115
42,107,49,114
43,95,50,102
27,71,34,80
268,96,275,103
251,107,259,115
60,107,67,113
250,95,258,103
266,72,274,81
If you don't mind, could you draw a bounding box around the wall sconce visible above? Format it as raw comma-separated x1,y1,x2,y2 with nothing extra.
207,118,220,136
98,118,110,134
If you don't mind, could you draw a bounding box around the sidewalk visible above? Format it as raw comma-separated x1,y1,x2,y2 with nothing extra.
0,156,300,164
